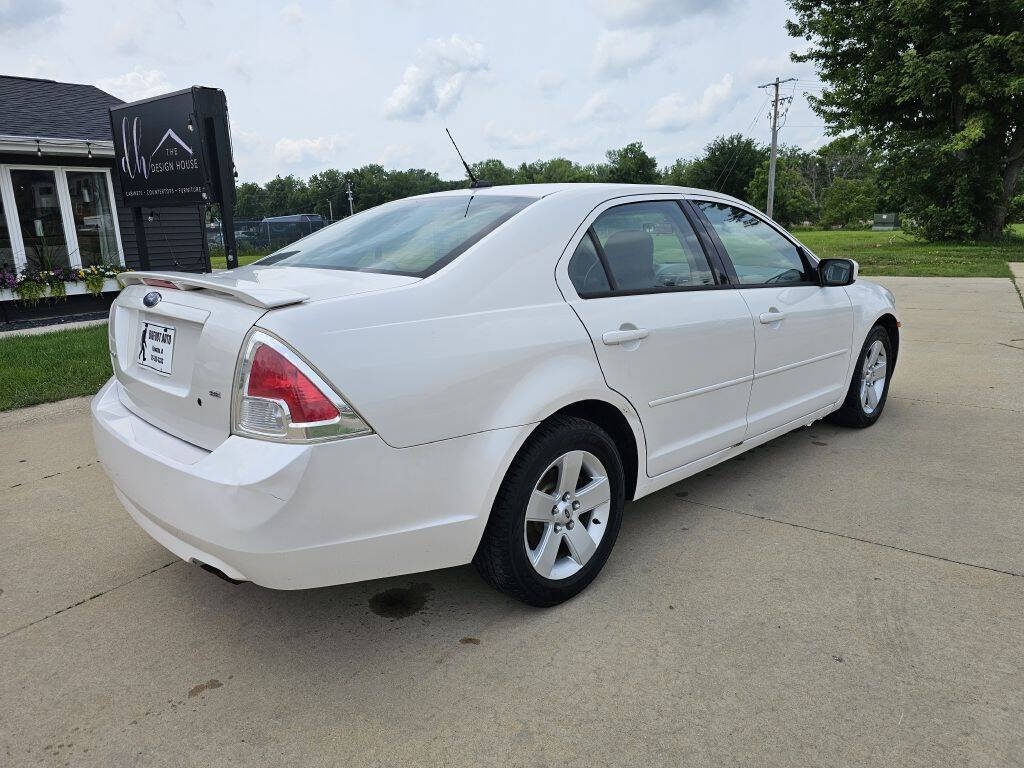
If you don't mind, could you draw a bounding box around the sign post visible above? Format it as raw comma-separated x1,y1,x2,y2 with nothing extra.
110,87,238,272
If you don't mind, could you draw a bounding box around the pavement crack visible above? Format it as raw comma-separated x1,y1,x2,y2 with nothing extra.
678,498,1024,579
0,560,179,642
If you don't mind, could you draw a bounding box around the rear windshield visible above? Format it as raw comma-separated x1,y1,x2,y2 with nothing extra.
254,194,537,277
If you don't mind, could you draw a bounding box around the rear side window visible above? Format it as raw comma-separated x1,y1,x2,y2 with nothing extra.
696,201,812,285
256,195,537,277
567,234,611,295
582,201,715,293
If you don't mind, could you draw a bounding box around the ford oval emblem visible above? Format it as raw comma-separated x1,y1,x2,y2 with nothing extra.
143,291,161,308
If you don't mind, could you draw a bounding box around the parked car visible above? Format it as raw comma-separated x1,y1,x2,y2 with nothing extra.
92,184,900,606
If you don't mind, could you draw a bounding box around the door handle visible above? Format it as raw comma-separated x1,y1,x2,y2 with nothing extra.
759,310,787,324
602,328,649,345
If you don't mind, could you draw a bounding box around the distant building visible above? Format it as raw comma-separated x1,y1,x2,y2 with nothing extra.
872,213,900,231
0,75,207,324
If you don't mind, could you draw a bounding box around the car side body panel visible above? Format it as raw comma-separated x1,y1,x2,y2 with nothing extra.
257,187,655,450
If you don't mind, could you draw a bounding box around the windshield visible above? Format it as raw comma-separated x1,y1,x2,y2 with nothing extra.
255,194,537,277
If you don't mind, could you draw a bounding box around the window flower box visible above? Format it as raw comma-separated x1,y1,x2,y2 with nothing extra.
0,266,123,304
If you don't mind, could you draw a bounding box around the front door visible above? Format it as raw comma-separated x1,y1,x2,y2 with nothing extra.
560,198,756,476
693,200,853,438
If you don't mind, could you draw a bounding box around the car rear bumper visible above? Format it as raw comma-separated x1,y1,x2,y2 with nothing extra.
91,378,530,589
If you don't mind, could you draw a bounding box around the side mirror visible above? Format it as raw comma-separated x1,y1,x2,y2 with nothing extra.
818,258,858,286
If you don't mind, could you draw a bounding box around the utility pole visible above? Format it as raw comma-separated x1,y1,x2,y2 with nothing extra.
327,199,333,223
758,76,795,219
345,180,354,216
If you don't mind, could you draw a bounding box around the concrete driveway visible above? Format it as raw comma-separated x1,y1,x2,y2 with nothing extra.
2,277,1022,767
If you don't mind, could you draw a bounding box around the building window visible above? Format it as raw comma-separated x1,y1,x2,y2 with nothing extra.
10,168,71,271
0,164,124,274
66,171,119,267
0,192,12,271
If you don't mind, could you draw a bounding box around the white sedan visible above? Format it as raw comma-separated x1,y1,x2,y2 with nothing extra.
92,184,900,606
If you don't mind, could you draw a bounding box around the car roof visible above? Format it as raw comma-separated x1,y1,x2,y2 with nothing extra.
419,182,747,209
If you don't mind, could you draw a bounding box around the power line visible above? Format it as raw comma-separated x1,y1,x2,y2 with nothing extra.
711,95,770,193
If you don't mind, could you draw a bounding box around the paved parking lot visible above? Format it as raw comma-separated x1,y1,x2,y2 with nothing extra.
2,276,1022,767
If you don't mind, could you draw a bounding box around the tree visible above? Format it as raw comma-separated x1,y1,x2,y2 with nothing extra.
664,134,766,201
787,0,1024,240
1010,193,1024,224
234,182,267,220
471,159,517,185
746,156,816,227
605,142,659,184
307,169,348,221
819,177,877,228
261,175,311,218
661,158,694,187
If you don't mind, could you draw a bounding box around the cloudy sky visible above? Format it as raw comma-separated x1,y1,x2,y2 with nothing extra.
0,0,829,183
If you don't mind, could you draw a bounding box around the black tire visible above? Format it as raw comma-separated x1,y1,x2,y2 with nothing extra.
827,325,894,428
473,416,625,607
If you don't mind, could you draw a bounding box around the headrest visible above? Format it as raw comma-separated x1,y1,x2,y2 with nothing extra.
603,230,654,290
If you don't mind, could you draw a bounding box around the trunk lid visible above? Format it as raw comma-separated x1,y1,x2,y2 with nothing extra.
109,267,419,450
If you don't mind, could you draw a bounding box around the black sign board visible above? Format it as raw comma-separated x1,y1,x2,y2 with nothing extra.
110,87,239,269
110,88,213,207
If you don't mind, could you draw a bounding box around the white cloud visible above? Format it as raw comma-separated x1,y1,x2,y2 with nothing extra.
18,55,57,78
226,52,251,84
592,29,655,80
535,69,566,94
599,0,737,28
232,125,266,153
0,0,62,30
552,132,601,155
590,0,739,81
96,69,174,102
377,143,414,168
575,89,623,123
646,74,735,131
384,34,488,120
484,122,546,150
273,134,350,165
108,23,139,56
279,2,305,24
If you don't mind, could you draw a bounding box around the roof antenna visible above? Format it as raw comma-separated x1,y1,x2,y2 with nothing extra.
446,128,491,188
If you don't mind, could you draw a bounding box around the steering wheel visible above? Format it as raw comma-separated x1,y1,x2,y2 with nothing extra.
765,268,804,284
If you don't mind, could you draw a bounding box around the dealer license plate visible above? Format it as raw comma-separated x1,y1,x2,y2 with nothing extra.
137,321,176,375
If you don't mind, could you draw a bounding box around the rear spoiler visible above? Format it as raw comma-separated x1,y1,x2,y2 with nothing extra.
119,271,308,309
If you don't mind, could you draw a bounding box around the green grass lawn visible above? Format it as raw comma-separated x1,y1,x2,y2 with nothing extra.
0,324,112,411
208,247,273,270
795,228,1023,278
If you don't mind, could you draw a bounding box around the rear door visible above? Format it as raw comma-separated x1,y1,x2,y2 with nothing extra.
691,199,853,438
558,197,756,477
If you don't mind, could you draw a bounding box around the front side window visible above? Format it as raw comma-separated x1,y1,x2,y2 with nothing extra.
697,201,811,285
256,195,536,277
583,201,715,293
66,171,120,267
10,168,70,271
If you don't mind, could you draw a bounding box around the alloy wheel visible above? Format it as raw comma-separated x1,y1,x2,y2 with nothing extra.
860,339,888,414
523,450,611,580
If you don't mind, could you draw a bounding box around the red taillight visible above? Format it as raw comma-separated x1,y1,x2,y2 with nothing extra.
142,278,179,289
246,343,339,423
